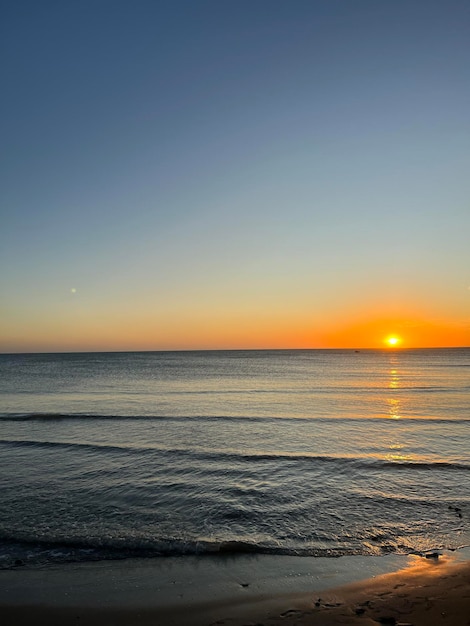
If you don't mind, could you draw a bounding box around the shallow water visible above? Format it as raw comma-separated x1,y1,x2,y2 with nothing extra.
0,349,468,567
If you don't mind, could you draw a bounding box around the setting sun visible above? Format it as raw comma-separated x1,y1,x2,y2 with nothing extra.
385,336,401,347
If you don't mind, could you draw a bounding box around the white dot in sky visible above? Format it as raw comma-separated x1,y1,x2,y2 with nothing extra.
70,288,77,294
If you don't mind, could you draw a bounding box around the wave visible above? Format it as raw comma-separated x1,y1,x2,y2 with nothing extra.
1,412,469,424
148,385,470,394
1,437,469,471
0,533,425,569
3,385,469,399
1,531,468,570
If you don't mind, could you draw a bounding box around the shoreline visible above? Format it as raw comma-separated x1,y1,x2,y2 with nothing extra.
0,550,469,625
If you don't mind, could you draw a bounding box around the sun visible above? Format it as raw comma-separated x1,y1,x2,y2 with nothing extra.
385,335,401,347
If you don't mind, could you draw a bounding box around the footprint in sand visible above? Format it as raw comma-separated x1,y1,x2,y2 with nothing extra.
279,609,304,618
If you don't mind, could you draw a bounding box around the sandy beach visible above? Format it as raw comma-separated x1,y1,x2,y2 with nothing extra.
0,552,468,626
231,556,470,626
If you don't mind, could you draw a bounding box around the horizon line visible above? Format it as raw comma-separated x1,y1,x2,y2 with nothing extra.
1,346,469,356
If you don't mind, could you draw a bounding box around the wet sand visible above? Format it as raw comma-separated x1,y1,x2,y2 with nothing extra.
223,555,470,626
0,553,468,625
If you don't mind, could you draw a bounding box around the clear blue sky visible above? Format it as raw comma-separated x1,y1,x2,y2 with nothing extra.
1,0,469,351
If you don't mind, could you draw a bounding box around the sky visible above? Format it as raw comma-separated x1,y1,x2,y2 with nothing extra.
1,0,469,352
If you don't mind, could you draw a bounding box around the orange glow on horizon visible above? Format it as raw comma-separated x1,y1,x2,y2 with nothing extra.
319,313,469,350
1,305,469,353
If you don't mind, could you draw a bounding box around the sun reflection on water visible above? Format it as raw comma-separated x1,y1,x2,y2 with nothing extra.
389,369,400,389
388,361,401,419
388,397,401,419
385,438,411,462
383,358,413,462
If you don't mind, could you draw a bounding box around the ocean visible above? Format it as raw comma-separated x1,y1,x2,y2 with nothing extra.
0,349,468,569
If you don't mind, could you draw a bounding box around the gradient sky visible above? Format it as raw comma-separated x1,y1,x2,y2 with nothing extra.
1,0,469,352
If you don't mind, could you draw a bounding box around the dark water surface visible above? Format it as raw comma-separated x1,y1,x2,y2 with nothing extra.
0,349,468,568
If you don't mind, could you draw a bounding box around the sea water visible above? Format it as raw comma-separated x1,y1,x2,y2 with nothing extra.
0,349,468,568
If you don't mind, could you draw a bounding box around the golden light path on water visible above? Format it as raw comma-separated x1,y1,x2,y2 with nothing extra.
384,355,413,464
